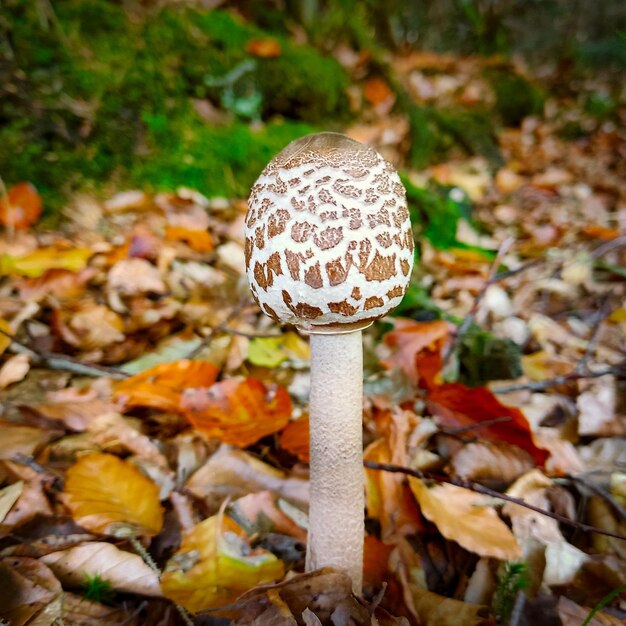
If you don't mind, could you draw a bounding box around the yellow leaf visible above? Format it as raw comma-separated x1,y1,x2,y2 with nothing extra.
63,453,163,536
0,319,12,355
161,512,284,612
0,247,92,278
409,477,520,560
411,585,486,626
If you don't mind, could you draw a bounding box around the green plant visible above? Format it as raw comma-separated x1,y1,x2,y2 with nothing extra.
493,561,529,624
82,572,114,603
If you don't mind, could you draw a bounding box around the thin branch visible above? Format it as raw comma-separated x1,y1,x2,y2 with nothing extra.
439,415,512,435
589,233,626,260
574,296,611,375
566,475,626,521
0,327,129,380
493,365,622,394
364,460,626,541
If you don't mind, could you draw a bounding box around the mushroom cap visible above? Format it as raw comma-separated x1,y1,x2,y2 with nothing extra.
245,132,414,332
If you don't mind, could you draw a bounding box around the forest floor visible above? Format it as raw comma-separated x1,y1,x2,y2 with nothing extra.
0,8,625,626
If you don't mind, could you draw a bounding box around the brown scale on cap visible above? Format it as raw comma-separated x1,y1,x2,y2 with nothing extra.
245,132,414,331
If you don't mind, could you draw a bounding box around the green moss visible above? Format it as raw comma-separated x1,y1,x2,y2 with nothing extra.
486,69,546,127
0,2,347,211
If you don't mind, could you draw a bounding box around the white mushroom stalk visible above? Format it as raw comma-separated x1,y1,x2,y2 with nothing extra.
245,133,413,594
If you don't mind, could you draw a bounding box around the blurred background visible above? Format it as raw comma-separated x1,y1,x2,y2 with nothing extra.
1,0,625,213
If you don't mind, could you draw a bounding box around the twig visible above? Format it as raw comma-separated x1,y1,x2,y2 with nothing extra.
0,326,129,379
493,365,622,394
589,233,626,260
574,296,611,375
363,460,626,541
128,535,194,626
439,415,512,435
566,475,626,521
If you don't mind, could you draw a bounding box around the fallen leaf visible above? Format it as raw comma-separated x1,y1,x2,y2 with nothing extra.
165,226,214,252
365,438,423,539
448,441,535,486
186,445,308,513
61,592,136,626
53,303,125,351
0,246,92,278
577,376,626,437
41,542,162,597
0,353,30,389
115,360,219,413
161,511,284,612
0,481,23,523
279,415,310,462
410,584,486,626
0,182,42,230
0,557,62,625
409,477,521,560
2,476,53,528
427,382,549,465
363,77,394,106
230,491,307,542
380,319,452,387
63,452,163,536
0,421,58,459
181,378,292,447
558,595,624,626
16,268,95,301
107,258,166,295
0,318,12,354
246,38,281,58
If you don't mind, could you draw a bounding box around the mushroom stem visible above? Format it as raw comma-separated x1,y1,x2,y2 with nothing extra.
307,329,364,594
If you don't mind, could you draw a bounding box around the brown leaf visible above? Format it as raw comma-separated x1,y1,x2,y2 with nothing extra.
41,542,162,597
0,353,30,389
0,557,61,625
410,584,487,626
186,445,308,514
448,441,535,487
61,592,137,626
0,421,58,460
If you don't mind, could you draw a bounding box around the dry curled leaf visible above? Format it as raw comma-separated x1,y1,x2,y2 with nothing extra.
63,452,163,536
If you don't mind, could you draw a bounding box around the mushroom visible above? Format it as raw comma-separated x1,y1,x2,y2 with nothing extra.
244,132,414,592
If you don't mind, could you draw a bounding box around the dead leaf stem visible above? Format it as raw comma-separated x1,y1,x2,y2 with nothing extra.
363,460,626,542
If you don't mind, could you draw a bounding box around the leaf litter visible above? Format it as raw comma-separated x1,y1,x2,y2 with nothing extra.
0,33,625,626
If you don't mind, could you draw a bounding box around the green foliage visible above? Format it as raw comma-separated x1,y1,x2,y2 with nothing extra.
457,327,522,387
493,561,529,624
82,572,114,603
0,2,345,211
487,69,546,127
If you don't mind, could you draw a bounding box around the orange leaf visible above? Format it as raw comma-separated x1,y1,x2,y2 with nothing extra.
279,415,309,462
381,319,452,387
364,438,423,539
427,382,548,465
363,535,393,589
165,226,214,252
115,360,219,413
63,452,163,536
363,77,394,106
246,38,281,58
0,182,42,230
181,378,292,447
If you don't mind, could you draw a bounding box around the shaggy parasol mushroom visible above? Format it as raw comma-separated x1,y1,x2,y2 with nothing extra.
245,132,414,592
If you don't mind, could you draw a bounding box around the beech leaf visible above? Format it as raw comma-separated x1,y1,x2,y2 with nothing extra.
181,378,292,447
63,452,163,536
409,477,521,560
161,512,284,612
